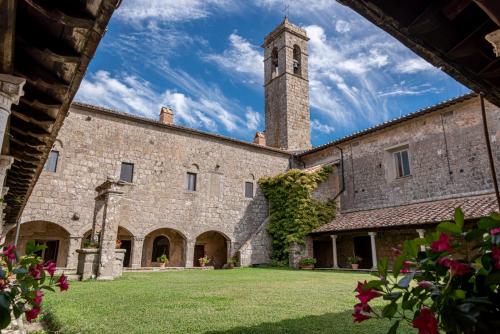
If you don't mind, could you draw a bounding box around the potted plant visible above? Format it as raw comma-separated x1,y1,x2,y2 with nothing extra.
115,239,122,249
157,254,169,268
348,255,362,269
225,257,237,269
298,257,316,269
198,255,210,267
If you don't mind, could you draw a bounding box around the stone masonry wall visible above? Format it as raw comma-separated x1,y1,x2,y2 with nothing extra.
19,105,291,267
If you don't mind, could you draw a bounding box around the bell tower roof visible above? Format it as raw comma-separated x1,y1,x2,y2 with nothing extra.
262,17,309,48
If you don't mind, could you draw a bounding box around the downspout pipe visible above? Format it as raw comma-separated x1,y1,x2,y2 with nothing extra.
332,145,345,201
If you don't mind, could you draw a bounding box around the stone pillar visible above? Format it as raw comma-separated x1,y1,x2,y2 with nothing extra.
131,236,144,269
288,242,306,269
94,179,130,280
330,235,338,269
485,29,500,57
185,239,196,267
0,74,25,148
368,232,378,270
226,240,233,262
416,229,426,252
67,236,82,269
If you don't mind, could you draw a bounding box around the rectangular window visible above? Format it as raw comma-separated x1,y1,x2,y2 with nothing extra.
245,182,254,198
43,150,59,172
187,172,197,191
120,162,134,183
394,150,411,178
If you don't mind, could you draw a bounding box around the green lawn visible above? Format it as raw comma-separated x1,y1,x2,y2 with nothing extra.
43,268,411,334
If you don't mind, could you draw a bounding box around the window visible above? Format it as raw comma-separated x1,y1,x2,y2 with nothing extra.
245,182,254,198
271,47,279,77
151,236,169,262
187,172,197,191
120,162,134,182
43,150,59,172
293,45,301,76
394,150,411,178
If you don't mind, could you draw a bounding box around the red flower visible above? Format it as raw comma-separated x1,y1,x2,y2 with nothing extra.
491,247,500,270
491,227,500,236
431,234,453,253
437,257,452,267
33,290,43,305
29,263,44,280
354,303,372,314
1,244,16,262
25,307,40,323
412,307,439,334
355,281,381,304
418,281,433,289
44,261,56,277
352,312,371,323
449,261,471,276
56,273,69,292
401,261,411,273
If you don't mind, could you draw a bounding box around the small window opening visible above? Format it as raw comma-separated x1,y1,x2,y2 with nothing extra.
187,172,197,191
43,150,59,173
120,162,134,182
293,45,301,76
394,150,411,178
245,182,254,198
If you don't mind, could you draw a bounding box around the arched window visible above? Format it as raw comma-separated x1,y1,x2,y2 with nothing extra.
293,45,301,76
271,47,279,77
152,236,170,261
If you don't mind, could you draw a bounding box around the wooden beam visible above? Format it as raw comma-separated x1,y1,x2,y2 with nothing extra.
474,0,500,26
443,0,472,21
0,0,16,73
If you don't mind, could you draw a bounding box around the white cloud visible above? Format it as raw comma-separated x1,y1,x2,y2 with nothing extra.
311,119,335,134
204,33,263,84
245,108,261,131
335,20,351,33
395,58,435,74
117,0,238,22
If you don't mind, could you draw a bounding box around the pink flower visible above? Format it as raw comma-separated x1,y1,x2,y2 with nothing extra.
355,281,382,304
449,261,471,276
352,312,371,323
412,308,439,334
1,244,16,262
418,281,433,289
29,263,44,280
437,257,452,267
33,290,43,305
56,273,69,292
354,303,372,313
491,227,500,236
491,247,500,270
44,261,56,277
401,261,412,273
431,234,453,253
25,307,40,322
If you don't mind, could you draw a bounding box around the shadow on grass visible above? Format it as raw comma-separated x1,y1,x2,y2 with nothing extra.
204,310,406,334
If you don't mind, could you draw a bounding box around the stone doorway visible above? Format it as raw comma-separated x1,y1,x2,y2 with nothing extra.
143,228,186,267
353,236,372,269
194,231,229,269
117,226,134,268
34,240,60,263
313,238,333,268
194,245,205,266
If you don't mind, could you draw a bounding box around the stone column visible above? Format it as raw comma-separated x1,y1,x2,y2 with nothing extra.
368,232,378,270
131,236,144,269
95,179,131,280
0,74,25,148
185,239,196,267
416,229,426,252
226,240,233,262
330,235,338,269
67,236,82,269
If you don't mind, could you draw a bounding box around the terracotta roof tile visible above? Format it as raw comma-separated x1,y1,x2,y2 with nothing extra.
313,194,497,233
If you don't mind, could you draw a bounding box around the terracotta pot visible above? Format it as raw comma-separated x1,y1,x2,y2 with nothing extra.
160,263,166,268
200,262,206,267
351,263,359,270
299,264,314,270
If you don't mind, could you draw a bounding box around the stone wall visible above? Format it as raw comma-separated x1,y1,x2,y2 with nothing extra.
301,98,500,212
19,105,291,268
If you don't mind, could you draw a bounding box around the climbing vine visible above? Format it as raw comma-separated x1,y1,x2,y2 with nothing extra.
258,166,336,263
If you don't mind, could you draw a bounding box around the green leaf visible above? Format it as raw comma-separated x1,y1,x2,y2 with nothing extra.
465,229,485,242
478,217,500,231
437,222,461,235
453,289,466,299
398,272,415,289
25,240,46,255
402,296,418,310
382,302,398,319
378,257,388,279
387,320,400,334
454,208,464,230
403,240,418,257
485,272,500,286
392,255,405,278
383,291,402,301
363,280,385,291
0,295,10,330
0,294,9,310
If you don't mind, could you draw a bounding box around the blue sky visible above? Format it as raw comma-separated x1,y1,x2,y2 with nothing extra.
77,0,470,147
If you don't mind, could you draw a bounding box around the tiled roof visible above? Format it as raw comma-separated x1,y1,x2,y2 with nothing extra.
313,194,498,233
298,93,477,157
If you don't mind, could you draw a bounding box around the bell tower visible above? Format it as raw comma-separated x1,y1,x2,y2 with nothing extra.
263,17,311,151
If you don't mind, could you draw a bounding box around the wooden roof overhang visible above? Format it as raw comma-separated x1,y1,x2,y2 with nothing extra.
337,0,500,107
0,0,119,226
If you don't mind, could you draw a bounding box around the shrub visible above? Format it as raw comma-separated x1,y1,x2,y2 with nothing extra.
157,254,169,265
298,257,317,265
0,241,69,329
347,256,362,264
352,208,500,334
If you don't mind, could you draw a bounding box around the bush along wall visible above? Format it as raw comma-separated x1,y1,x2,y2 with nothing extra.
258,165,336,263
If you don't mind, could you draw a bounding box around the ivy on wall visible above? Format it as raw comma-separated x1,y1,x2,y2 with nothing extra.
258,166,336,262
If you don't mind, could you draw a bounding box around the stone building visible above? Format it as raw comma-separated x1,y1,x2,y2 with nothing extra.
4,18,500,275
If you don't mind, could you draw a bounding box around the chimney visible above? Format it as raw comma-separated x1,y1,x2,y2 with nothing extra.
253,131,266,145
160,106,174,124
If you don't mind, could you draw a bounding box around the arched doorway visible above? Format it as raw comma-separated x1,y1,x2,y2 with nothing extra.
81,226,134,267
143,228,186,267
194,231,229,269
5,221,70,267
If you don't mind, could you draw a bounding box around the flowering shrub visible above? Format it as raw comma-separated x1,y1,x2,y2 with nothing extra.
0,241,69,329
353,208,500,333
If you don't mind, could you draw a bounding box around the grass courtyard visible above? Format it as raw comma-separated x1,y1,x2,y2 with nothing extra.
43,268,411,333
